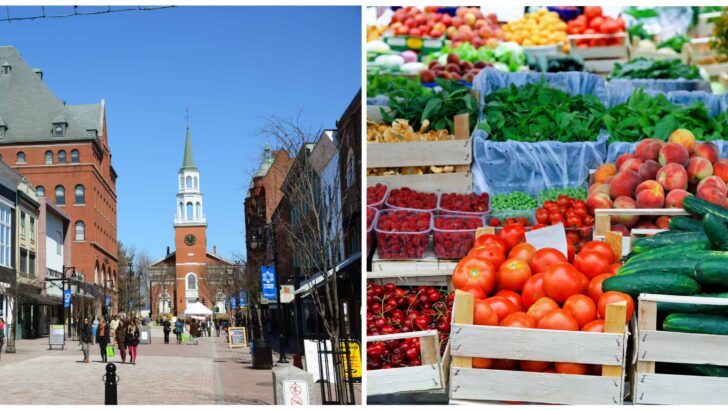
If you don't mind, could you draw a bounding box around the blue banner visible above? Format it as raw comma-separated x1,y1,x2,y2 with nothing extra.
105,295,111,307
231,296,237,309
239,290,247,308
261,266,277,301
63,289,71,308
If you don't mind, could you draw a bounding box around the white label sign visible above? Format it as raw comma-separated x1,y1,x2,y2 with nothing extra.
280,285,295,304
525,223,568,258
283,380,309,405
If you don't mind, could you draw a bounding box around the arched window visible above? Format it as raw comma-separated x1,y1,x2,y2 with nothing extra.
71,149,79,163
58,150,67,163
45,150,53,165
186,202,193,219
94,266,98,284
178,202,184,218
194,176,198,189
75,184,85,204
187,273,197,290
16,151,25,163
36,186,45,196
195,202,201,219
186,176,192,189
75,221,85,241
55,185,65,205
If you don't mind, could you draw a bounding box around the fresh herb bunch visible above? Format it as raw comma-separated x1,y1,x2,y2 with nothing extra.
367,74,428,98
609,58,702,80
491,192,538,211
604,89,728,142
481,81,606,142
657,35,692,53
539,187,587,203
381,79,478,134
628,23,653,41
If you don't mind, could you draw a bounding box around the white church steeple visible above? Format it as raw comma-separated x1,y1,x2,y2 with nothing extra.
174,125,206,225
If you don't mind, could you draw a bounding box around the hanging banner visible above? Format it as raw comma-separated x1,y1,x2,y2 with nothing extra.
231,296,237,309
63,289,72,308
105,295,111,307
261,266,277,302
239,290,247,308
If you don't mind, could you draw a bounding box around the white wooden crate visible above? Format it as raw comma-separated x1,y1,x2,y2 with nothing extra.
592,208,689,257
367,330,450,396
633,294,728,405
448,291,629,405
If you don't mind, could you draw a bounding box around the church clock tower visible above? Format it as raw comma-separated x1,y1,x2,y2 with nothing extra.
173,126,208,312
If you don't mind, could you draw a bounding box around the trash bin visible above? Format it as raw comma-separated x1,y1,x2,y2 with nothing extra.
252,338,273,369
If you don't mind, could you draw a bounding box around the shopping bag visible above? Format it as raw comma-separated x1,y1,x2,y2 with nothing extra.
106,345,116,358
181,333,187,344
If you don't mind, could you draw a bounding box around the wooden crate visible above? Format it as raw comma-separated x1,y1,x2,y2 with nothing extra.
448,291,629,405
694,11,721,38
684,37,728,77
367,112,473,193
593,208,689,257
569,32,630,60
585,58,628,75
367,330,451,396
633,293,728,405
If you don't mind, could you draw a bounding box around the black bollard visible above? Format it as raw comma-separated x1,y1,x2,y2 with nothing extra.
103,363,118,405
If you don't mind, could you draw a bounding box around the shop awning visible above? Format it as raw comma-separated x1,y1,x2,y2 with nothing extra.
293,252,360,297
19,292,63,306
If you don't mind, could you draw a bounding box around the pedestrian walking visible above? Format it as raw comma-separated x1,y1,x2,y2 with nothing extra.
79,318,93,363
162,317,171,344
0,317,5,360
116,319,127,364
190,319,199,344
125,320,140,365
214,319,220,337
110,315,120,343
207,319,212,337
96,319,111,363
200,319,207,338
174,318,184,344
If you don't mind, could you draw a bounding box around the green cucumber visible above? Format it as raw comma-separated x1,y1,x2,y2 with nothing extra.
694,259,728,287
602,273,701,297
683,195,728,223
658,292,728,314
703,213,728,251
669,216,704,232
663,313,728,335
618,251,728,276
623,240,712,266
631,231,708,254
679,363,728,378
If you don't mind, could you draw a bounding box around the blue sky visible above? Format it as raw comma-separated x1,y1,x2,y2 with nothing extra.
1,6,361,262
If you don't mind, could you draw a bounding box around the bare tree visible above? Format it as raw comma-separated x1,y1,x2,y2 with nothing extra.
147,262,176,319
260,113,350,401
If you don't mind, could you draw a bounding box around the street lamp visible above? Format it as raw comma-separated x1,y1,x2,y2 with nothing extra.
265,223,288,364
126,262,132,317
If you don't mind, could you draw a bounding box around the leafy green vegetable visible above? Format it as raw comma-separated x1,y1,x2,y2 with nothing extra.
658,35,691,53
628,23,653,41
381,79,478,134
609,58,702,80
367,74,427,98
604,89,728,142
481,81,606,142
624,7,659,19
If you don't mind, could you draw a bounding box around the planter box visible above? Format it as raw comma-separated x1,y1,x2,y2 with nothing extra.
367,330,451,396
633,294,728,405
569,32,630,60
448,291,629,404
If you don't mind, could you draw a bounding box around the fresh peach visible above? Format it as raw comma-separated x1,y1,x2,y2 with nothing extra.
608,171,643,199
656,163,688,192
687,157,713,184
613,196,639,227
697,175,728,196
636,139,663,162
693,142,720,164
665,189,691,208
586,192,613,214
668,128,697,154
658,142,690,167
698,185,728,205
635,180,664,197
594,164,617,184
619,158,644,173
636,189,665,209
638,160,661,181
656,216,671,229
610,224,630,236
589,183,610,197
634,220,658,230
615,153,636,170
714,159,728,183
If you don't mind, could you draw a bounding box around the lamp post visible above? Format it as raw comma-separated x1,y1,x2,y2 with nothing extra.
266,223,288,364
126,262,132,317
248,231,273,369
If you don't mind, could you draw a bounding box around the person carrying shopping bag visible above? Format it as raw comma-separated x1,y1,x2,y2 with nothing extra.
125,321,140,365
96,319,111,363
162,317,171,344
174,318,184,344
116,319,127,364
79,318,93,363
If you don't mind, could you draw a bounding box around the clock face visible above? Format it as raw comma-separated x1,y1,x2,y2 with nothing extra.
184,234,196,246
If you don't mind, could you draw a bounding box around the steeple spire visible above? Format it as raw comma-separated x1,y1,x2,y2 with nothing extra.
181,123,198,171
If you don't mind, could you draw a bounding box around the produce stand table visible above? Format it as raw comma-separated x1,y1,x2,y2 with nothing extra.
448,291,629,405
633,294,728,405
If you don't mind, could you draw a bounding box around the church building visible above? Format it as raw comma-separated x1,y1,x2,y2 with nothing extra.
148,126,233,318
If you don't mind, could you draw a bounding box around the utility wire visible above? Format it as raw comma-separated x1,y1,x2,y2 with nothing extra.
2,6,174,23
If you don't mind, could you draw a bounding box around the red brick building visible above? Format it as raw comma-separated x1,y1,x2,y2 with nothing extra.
0,46,118,313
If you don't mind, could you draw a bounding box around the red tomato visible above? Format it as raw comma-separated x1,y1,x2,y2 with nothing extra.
473,234,506,253
519,360,552,372
608,262,622,275
563,294,598,328
566,230,582,245
499,224,526,251
468,245,506,271
589,16,605,31
555,362,589,375
473,357,493,369
531,223,548,230
567,241,575,263
461,286,487,300
529,248,568,274
616,17,626,30
598,291,634,324
495,290,524,312
543,262,583,303
581,241,616,264
535,208,550,224
493,359,519,370
453,256,496,295
497,258,532,291
508,243,537,263
581,319,605,332
521,273,546,309
473,298,499,326
587,273,615,304
549,212,564,225
566,214,582,228
577,271,590,294
600,20,620,34
584,6,603,20
574,250,612,279
500,311,536,328
537,308,579,331
485,296,519,322
526,297,559,323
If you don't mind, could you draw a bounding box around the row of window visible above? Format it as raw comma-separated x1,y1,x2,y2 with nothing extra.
15,149,80,165
178,201,202,220
180,175,199,190
36,184,84,205
19,211,36,241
